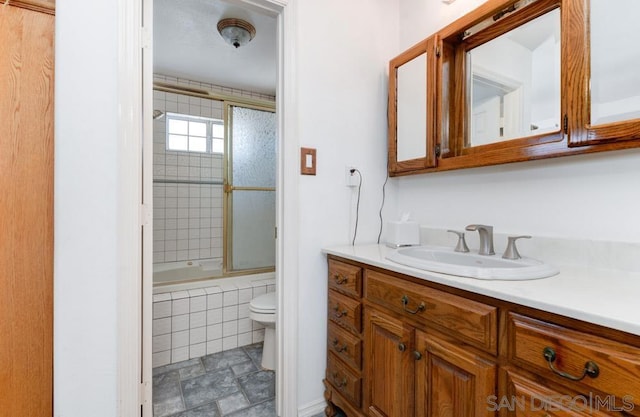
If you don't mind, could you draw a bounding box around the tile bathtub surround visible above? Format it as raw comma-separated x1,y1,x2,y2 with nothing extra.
153,344,276,417
152,279,276,368
152,74,275,265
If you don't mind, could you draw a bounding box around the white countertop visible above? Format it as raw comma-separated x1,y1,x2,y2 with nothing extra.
323,244,640,336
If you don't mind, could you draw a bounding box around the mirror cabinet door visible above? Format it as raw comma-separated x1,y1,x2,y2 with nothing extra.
444,0,564,160
568,0,640,146
388,38,436,174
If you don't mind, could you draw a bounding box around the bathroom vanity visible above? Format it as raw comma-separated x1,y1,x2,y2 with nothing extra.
322,244,640,417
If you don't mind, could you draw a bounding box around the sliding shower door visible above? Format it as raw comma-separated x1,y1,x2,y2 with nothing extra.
226,105,276,272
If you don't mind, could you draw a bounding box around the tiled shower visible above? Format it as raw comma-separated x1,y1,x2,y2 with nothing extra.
151,75,276,368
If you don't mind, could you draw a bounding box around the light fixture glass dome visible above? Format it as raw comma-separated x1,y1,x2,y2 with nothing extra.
217,18,256,49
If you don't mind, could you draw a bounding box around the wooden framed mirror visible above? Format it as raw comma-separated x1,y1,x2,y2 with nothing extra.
388,0,640,176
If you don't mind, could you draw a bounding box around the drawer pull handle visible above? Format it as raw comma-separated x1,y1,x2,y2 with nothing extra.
332,338,348,353
333,305,348,318
413,351,422,360
333,274,348,285
331,372,347,388
398,342,406,352
542,347,600,381
401,295,426,314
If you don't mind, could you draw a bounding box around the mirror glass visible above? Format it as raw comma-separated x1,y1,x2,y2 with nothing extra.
397,52,427,161
467,8,560,147
590,0,640,125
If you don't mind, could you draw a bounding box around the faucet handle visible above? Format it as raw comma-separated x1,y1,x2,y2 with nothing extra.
502,235,531,260
447,230,470,253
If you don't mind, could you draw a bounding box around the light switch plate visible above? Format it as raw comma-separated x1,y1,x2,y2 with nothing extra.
300,147,316,175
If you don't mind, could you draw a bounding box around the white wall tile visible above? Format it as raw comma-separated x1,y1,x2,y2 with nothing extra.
172,330,189,348
153,334,171,353
223,320,237,337
238,288,253,304
223,305,238,322
223,290,238,306
207,308,223,325
153,351,171,368
189,327,206,344
207,339,223,355
172,299,189,316
207,293,223,310
190,343,206,359
190,295,206,313
153,301,171,319
207,324,222,341
153,293,172,303
252,286,266,297
238,332,253,347
171,291,190,300
252,329,265,343
172,314,189,332
153,317,171,336
238,318,252,334
222,336,238,351
190,311,206,329
172,346,189,363
238,303,250,319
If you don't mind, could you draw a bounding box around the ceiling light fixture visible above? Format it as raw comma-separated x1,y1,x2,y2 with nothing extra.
217,18,256,49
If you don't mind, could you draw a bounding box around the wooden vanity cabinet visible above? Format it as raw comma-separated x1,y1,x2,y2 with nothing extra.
324,255,640,417
325,259,366,417
363,271,497,417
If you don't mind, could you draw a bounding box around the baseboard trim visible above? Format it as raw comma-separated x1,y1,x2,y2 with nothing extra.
297,397,326,417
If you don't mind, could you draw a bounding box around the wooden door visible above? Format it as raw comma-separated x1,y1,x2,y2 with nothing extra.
415,330,496,417
0,2,54,416
364,308,414,417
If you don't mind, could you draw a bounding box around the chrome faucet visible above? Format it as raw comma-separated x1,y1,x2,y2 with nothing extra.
465,224,495,255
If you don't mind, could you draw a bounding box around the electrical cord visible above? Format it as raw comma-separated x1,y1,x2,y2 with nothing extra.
377,165,389,244
351,169,362,246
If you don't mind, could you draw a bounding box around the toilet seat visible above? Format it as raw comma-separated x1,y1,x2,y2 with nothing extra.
250,291,275,314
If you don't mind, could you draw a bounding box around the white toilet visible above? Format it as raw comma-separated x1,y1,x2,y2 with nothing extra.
249,291,276,370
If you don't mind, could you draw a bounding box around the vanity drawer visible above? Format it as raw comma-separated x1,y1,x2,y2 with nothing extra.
327,352,362,408
328,322,362,370
501,368,616,417
507,313,640,405
328,289,362,334
365,270,497,353
328,259,362,298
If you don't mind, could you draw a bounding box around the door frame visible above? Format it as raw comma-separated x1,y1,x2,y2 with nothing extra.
132,0,299,416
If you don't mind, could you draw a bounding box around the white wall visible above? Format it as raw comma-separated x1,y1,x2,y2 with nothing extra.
54,0,120,415
294,0,399,408
393,0,640,245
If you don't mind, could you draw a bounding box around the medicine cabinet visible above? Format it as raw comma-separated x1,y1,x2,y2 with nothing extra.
388,0,640,176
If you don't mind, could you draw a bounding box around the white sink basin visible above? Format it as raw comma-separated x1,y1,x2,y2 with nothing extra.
386,246,558,280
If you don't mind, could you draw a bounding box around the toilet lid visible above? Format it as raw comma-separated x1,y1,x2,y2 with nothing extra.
250,291,276,313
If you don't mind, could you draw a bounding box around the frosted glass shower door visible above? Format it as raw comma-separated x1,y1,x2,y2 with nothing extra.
227,105,276,271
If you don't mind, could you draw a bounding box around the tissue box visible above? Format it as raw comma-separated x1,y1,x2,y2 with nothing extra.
386,221,420,247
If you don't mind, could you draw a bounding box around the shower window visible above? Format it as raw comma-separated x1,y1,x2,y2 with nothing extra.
166,113,224,154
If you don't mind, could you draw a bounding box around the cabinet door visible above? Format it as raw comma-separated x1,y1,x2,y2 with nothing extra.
364,308,414,417
415,330,496,417
0,3,54,416
566,0,640,146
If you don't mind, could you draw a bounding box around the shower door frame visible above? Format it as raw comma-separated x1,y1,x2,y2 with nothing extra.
224,102,277,275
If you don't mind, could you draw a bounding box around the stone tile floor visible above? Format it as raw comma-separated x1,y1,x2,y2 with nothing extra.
154,343,275,417
154,343,327,417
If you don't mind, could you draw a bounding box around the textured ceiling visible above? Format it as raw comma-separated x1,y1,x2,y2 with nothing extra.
154,0,277,96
